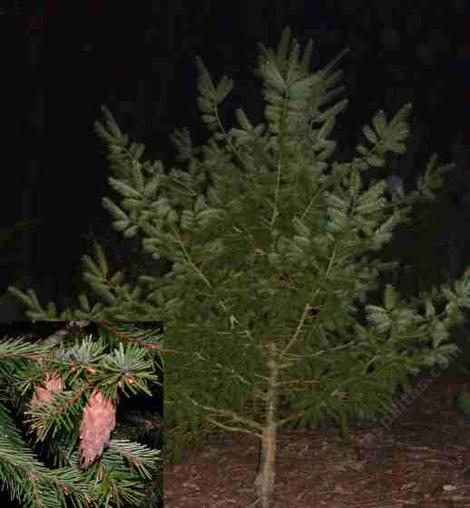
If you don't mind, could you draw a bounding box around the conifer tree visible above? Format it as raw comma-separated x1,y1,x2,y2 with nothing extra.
0,321,162,507
10,27,470,506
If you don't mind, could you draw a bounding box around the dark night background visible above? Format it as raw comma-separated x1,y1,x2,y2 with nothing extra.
0,0,468,321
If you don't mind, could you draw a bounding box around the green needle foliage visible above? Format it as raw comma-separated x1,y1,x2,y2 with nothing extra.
9,26,470,505
0,324,162,507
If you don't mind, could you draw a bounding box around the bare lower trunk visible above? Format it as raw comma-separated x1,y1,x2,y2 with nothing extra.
254,418,277,507
254,341,279,508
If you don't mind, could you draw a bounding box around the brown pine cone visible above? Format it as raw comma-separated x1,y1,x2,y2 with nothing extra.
79,388,116,468
30,371,64,407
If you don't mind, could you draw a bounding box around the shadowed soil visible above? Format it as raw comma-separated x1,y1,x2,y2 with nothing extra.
165,369,470,507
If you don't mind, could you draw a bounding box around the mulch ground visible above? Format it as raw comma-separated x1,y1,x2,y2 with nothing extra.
164,368,470,507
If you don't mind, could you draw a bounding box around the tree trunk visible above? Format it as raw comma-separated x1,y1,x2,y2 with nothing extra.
254,341,279,508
